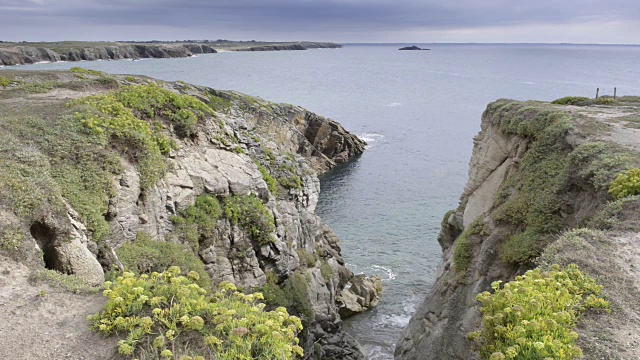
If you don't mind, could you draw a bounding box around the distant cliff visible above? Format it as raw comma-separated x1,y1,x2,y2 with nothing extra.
0,41,342,66
396,98,640,359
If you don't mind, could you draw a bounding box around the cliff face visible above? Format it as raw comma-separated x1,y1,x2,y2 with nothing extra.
0,70,371,359
396,99,640,359
0,41,342,66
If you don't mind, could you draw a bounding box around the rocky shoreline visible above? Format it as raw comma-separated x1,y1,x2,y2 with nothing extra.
396,98,640,359
0,69,376,359
0,41,342,66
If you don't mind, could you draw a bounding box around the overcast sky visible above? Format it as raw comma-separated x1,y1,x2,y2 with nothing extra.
3,0,640,44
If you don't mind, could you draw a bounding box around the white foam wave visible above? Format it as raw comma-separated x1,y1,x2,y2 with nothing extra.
383,102,402,107
522,81,536,85
371,264,396,281
358,133,384,143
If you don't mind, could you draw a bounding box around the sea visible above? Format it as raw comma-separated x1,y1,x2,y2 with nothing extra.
7,43,640,359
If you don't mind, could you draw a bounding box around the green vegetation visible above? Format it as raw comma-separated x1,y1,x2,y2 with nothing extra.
568,142,636,190
259,271,315,327
279,176,303,190
551,96,590,105
115,232,210,288
0,75,15,87
223,195,275,245
29,268,99,294
452,217,488,281
468,264,609,360
258,165,278,194
320,260,333,281
489,101,636,264
609,168,640,199
0,226,22,252
171,195,222,251
69,84,213,188
69,67,104,76
208,93,233,113
0,114,120,242
590,195,640,230
90,267,304,359
20,81,57,93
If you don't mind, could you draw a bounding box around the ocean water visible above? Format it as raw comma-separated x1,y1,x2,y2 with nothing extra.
8,43,640,359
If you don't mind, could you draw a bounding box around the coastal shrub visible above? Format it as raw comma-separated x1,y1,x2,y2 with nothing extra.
115,232,210,287
452,217,487,281
320,260,334,281
468,264,609,360
258,165,278,194
609,168,640,200
171,194,222,251
279,175,303,190
89,268,304,359
491,107,574,264
208,93,233,113
590,195,640,230
551,96,590,106
223,195,275,245
259,271,315,327
568,142,636,190
0,76,14,87
20,81,57,93
69,67,104,76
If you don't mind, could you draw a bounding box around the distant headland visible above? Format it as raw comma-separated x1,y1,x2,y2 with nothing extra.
0,40,342,66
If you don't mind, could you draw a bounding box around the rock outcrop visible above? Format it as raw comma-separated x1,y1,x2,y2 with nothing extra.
396,98,640,359
0,70,372,359
0,41,341,66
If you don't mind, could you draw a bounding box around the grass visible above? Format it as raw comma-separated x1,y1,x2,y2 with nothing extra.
115,232,211,288
0,226,23,252
258,271,315,328
29,268,100,294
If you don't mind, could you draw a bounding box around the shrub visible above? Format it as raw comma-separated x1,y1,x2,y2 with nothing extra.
259,271,315,327
551,96,590,105
70,67,104,76
171,195,222,251
89,268,304,359
20,81,57,93
0,226,22,252
609,168,640,200
115,232,210,287
468,264,609,360
223,195,275,245
257,166,277,194
0,76,14,87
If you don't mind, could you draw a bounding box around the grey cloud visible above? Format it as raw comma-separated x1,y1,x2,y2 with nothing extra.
2,0,640,41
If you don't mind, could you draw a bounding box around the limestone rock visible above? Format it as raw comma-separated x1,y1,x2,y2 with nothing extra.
337,275,382,318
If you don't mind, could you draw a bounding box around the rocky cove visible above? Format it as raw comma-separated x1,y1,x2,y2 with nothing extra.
0,69,378,359
1,66,640,360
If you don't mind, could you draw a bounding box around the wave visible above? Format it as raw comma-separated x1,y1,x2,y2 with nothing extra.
383,102,402,107
522,81,536,85
371,264,396,281
358,133,385,143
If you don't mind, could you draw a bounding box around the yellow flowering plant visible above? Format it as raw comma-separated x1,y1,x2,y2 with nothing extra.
468,264,609,360
89,266,304,359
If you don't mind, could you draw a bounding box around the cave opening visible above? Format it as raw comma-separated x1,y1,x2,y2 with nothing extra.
30,222,64,273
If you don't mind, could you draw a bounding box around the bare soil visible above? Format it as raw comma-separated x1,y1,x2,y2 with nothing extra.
0,256,116,360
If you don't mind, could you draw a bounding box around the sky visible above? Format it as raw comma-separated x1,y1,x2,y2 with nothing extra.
2,0,640,44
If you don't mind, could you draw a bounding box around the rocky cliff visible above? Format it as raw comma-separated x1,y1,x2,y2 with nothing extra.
0,41,342,66
396,98,640,359
0,70,376,359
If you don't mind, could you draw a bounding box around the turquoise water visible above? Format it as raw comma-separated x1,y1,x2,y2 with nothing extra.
8,44,640,359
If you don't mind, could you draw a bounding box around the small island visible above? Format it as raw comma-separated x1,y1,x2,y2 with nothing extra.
399,45,430,51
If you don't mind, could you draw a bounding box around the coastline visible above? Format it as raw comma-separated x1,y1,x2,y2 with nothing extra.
0,41,342,66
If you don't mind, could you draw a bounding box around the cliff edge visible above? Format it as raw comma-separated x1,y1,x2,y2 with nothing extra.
396,97,640,359
0,69,374,359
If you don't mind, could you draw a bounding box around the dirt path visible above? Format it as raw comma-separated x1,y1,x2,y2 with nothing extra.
0,257,116,360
